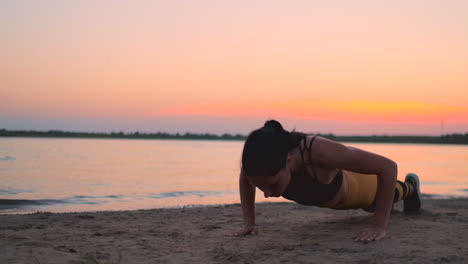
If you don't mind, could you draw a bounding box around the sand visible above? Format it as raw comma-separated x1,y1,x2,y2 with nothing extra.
1,198,467,264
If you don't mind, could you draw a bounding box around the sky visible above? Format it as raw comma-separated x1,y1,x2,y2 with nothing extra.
1,0,467,135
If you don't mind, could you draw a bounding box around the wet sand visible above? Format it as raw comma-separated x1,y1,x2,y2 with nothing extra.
1,198,467,264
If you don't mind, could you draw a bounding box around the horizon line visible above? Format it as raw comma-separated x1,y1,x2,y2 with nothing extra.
1,128,467,138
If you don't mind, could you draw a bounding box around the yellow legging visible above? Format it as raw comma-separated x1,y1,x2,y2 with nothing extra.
332,170,411,211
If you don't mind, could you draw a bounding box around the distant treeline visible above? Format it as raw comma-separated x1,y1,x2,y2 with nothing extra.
1,129,467,144
0,129,245,141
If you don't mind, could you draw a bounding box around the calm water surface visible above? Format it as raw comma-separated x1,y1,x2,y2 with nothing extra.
0,138,467,214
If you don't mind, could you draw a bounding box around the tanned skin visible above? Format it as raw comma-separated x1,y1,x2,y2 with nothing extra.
225,136,399,241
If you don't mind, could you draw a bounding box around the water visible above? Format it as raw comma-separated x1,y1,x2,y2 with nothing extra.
0,137,467,214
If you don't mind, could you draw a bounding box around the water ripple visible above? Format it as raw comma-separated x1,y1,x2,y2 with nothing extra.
0,156,15,161
0,188,34,195
149,191,225,199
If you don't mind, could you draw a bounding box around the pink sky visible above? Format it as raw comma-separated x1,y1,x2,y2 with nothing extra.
1,1,467,135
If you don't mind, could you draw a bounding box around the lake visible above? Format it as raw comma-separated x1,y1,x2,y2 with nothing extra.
0,137,467,214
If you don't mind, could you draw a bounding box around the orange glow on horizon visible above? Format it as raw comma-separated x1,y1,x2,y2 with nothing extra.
149,101,468,124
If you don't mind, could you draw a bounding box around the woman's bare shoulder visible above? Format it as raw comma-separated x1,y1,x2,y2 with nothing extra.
303,135,351,165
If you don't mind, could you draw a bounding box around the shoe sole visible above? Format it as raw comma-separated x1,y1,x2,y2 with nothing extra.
404,173,422,212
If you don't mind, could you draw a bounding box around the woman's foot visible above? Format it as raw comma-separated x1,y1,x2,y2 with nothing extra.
404,173,422,213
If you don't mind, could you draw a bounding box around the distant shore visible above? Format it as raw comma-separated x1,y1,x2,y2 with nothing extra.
1,129,467,144
1,198,467,263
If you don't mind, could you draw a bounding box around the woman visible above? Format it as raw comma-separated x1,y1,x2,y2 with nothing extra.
226,120,422,241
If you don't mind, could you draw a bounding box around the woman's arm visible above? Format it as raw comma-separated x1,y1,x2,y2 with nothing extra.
240,170,256,227
225,170,258,236
309,136,397,241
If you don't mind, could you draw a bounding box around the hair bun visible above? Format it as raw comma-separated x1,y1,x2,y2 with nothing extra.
264,120,284,131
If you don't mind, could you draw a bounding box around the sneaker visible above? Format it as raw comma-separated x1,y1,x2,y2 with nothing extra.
404,173,422,213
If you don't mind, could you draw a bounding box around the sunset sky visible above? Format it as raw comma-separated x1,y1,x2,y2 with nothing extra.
1,1,467,135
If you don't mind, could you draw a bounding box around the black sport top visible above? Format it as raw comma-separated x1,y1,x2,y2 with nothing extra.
281,133,343,206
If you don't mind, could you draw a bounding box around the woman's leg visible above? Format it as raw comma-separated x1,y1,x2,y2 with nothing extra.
394,180,413,203
333,171,419,212
364,174,420,212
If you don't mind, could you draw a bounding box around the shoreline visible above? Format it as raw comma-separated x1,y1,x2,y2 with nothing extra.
2,132,468,145
1,198,467,263
1,193,467,216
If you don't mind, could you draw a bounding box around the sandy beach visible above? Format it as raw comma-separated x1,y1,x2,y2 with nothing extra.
1,198,467,264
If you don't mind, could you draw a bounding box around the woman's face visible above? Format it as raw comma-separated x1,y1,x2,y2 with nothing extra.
247,155,292,198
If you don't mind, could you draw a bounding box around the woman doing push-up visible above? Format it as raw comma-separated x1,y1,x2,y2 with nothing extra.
226,120,422,241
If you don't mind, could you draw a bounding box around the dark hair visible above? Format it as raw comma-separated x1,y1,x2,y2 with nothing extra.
241,120,298,177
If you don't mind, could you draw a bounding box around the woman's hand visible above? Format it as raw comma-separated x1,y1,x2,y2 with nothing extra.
225,225,258,237
354,225,386,241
